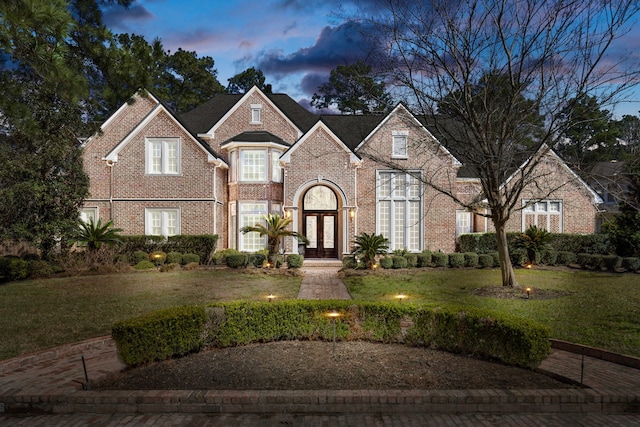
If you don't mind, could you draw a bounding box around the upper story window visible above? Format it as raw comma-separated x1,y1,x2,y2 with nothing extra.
272,150,282,183
392,131,408,159
377,171,422,251
146,138,180,175
251,104,262,124
240,149,267,181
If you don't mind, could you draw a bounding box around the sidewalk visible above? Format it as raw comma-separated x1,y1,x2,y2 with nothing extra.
297,265,351,300
1,266,638,425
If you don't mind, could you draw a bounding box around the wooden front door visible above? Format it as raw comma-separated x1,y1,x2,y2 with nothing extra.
304,212,338,258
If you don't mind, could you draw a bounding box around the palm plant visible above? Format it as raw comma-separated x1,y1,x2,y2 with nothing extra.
351,232,389,269
513,225,553,265
240,214,309,266
75,217,123,251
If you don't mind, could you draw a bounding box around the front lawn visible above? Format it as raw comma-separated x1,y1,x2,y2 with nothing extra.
344,268,640,357
0,269,301,360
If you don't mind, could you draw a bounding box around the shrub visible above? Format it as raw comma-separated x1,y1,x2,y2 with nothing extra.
379,257,393,269
183,262,199,270
351,232,389,269
509,249,526,267
167,234,218,264
159,263,181,272
478,254,494,268
166,251,183,265
448,253,465,268
513,225,552,265
405,254,418,268
286,254,304,269
463,252,479,268
134,260,155,270
132,250,149,264
249,253,267,268
601,255,622,271
417,251,431,267
149,251,167,266
226,254,248,268
182,253,200,265
577,253,603,269
0,257,29,281
342,255,358,269
622,257,640,271
540,249,558,266
489,252,500,267
212,248,240,265
392,256,408,269
22,253,40,261
27,260,55,278
432,252,448,267
556,251,576,265
112,305,206,366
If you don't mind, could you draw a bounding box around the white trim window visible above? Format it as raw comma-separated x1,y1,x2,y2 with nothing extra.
145,209,180,237
240,149,267,182
456,210,472,236
239,202,267,251
146,138,180,175
392,131,408,159
80,208,97,224
251,104,262,124
271,150,283,182
377,171,422,251
522,200,563,233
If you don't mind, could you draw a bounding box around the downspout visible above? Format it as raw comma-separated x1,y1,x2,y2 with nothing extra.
106,160,114,221
212,161,222,236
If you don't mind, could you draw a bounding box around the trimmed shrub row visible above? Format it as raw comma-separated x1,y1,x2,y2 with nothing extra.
119,234,218,265
225,252,304,269
112,301,552,369
458,232,614,256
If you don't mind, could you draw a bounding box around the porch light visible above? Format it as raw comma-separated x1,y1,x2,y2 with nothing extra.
349,208,355,220
284,209,291,219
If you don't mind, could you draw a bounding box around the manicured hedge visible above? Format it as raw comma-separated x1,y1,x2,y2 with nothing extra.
286,254,304,269
119,234,218,265
226,254,248,268
112,301,551,369
478,254,494,269
622,257,640,271
112,305,206,366
392,255,408,269
0,257,29,280
417,252,431,267
459,232,615,256
432,252,448,267
380,257,393,269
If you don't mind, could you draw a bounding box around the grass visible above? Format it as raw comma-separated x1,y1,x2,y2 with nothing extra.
0,269,301,360
344,268,640,357
2,266,638,361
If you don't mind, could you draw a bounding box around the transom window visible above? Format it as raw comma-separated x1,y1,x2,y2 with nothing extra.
377,171,422,251
392,131,408,158
304,186,338,210
146,138,180,175
145,209,179,237
523,200,563,232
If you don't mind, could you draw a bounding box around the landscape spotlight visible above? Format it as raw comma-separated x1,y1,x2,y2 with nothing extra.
526,287,532,299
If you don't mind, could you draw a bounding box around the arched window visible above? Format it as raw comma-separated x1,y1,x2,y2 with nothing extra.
303,186,337,210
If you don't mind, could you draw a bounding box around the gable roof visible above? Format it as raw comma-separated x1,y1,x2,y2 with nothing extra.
280,120,361,165
103,93,226,166
180,86,317,138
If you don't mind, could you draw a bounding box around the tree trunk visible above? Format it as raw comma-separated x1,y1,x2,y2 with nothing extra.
495,224,519,288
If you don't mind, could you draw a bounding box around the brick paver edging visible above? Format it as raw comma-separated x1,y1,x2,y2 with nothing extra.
2,388,639,415
0,337,113,375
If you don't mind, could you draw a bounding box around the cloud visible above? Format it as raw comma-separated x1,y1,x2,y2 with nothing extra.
102,5,154,32
256,21,381,77
300,73,329,94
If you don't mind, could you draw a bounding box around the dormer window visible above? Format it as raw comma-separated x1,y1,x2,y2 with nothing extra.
251,104,262,124
392,131,408,159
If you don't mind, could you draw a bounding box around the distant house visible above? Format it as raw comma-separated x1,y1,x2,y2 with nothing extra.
586,161,629,230
81,87,603,258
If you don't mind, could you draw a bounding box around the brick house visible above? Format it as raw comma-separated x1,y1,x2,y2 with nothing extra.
81,87,603,258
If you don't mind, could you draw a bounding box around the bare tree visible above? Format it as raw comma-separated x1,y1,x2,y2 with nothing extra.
354,0,640,287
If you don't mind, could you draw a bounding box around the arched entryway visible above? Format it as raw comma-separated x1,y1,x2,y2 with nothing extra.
302,185,338,258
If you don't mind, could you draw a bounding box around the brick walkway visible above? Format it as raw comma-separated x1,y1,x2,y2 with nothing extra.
297,266,351,300
1,266,639,425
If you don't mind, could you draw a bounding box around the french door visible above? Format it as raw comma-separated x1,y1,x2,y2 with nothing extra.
303,212,337,258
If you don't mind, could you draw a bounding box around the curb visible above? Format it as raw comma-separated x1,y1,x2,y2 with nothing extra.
2,388,639,415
